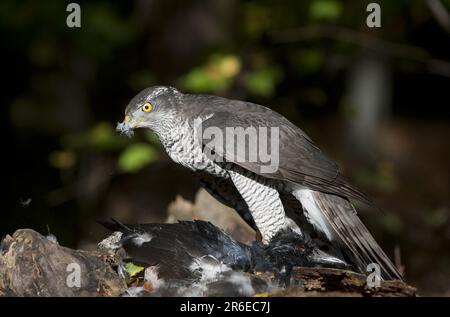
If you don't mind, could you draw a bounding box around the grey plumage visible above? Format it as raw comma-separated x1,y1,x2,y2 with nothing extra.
117,85,402,280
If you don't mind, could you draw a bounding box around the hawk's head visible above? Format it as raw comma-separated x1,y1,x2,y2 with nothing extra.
117,86,182,137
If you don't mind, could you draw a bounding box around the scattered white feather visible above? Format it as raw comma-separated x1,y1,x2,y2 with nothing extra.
189,255,230,282
132,233,152,246
19,197,32,208
122,286,145,297
177,283,207,297
45,234,58,244
226,272,255,296
116,121,134,137
144,266,164,290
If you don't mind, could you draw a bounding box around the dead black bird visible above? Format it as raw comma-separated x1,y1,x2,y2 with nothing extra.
99,219,349,296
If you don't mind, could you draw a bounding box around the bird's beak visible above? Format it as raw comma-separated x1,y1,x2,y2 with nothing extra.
116,115,135,137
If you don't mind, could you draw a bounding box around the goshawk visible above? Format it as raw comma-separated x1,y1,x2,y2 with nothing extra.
116,86,402,280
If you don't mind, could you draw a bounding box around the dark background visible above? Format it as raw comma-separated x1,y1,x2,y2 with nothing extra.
2,0,449,295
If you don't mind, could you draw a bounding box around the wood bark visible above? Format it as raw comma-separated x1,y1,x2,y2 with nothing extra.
0,229,416,297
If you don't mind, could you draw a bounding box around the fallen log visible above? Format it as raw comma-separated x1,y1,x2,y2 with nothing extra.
0,229,126,297
0,228,416,297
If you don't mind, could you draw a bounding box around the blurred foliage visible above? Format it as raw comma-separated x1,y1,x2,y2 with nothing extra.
182,54,242,93
309,0,343,21
246,66,282,97
290,49,324,74
58,121,160,173
355,161,399,194
48,150,77,169
3,0,450,295
181,52,283,97
61,122,128,152
129,70,157,91
3,0,449,202
118,143,158,173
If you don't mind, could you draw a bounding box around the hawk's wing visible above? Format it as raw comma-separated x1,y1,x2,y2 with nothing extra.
198,110,371,204
312,192,403,280
195,104,402,280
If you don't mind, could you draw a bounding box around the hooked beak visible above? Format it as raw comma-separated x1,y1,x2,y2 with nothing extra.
116,115,135,137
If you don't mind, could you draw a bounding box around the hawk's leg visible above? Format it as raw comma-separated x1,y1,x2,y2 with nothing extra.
227,170,287,244
197,172,257,230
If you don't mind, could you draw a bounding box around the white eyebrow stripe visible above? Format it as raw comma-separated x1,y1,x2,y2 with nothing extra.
148,87,170,100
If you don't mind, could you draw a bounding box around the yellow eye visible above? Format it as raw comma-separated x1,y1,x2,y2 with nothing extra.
142,103,153,112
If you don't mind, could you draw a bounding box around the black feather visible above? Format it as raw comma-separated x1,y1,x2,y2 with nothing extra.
100,219,350,285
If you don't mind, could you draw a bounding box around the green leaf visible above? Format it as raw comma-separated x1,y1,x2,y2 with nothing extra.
121,261,145,285
118,143,157,173
183,67,218,92
309,0,342,21
182,54,241,93
246,67,281,97
124,262,145,278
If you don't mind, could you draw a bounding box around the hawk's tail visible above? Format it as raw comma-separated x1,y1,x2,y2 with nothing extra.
296,189,403,280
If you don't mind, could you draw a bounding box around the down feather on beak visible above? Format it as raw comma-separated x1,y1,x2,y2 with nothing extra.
116,118,134,137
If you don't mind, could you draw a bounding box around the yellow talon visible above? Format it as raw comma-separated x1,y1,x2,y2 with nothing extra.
124,115,130,122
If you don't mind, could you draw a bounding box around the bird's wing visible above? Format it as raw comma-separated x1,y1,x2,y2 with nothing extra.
199,110,370,204
100,220,252,280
